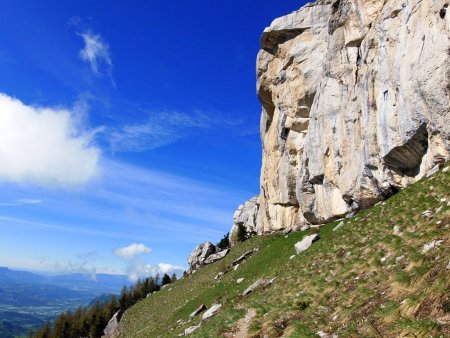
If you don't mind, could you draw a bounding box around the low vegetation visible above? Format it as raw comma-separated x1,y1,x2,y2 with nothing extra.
118,165,449,337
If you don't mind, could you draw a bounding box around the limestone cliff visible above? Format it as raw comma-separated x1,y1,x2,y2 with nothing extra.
251,0,449,233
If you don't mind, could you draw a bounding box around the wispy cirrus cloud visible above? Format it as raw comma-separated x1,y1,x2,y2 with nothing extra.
105,110,243,152
0,93,100,187
0,199,43,206
78,31,113,77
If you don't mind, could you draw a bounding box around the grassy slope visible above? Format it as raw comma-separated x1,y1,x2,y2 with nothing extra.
119,167,450,337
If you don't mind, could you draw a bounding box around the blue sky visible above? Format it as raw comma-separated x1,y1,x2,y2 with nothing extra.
0,0,305,280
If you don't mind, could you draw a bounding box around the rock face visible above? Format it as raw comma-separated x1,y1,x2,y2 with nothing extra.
229,196,259,246
254,0,450,232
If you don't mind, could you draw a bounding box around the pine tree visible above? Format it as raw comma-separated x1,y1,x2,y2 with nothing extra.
161,273,171,286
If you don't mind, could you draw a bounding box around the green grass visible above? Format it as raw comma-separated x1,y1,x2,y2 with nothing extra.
119,165,450,337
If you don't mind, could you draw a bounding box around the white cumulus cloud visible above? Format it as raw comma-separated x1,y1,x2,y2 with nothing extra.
114,243,151,258
79,31,112,74
0,93,100,187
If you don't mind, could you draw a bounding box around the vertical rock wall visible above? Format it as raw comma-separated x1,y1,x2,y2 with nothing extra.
254,0,450,233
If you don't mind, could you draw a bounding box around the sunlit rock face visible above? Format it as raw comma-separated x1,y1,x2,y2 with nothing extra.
255,0,450,233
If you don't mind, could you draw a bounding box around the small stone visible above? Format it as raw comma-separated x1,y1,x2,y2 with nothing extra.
393,225,402,236
380,253,391,263
446,260,450,270
237,278,244,284
289,255,296,260
214,272,224,280
395,255,405,264
430,186,434,191
442,166,449,173
333,221,344,232
233,264,240,271
422,209,432,218
422,239,444,253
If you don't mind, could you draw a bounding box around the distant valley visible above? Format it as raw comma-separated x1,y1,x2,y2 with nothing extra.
0,267,132,337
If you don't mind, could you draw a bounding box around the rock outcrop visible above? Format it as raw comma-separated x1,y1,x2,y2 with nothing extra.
229,196,259,246
253,0,450,232
187,242,229,273
187,241,216,272
101,311,121,338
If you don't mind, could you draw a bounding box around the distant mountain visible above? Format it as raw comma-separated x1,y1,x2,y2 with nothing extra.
0,267,132,336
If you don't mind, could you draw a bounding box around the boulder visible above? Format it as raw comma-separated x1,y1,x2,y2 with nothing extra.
232,249,254,266
242,278,276,296
203,248,229,265
189,304,207,319
202,303,222,320
187,241,216,271
294,234,319,254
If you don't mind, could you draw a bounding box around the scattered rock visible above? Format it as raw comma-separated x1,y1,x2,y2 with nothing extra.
237,278,244,284
146,292,153,298
380,253,391,263
233,264,240,271
184,324,201,335
204,249,230,265
317,331,338,338
422,240,444,253
242,278,275,296
232,249,254,266
294,234,319,255
393,225,402,236
189,304,207,319
202,303,222,320
421,209,432,218
446,260,450,270
214,272,225,280
395,255,405,264
443,167,449,173
333,221,344,232
289,255,296,260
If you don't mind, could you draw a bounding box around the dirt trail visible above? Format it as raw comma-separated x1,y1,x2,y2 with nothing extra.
224,308,256,338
